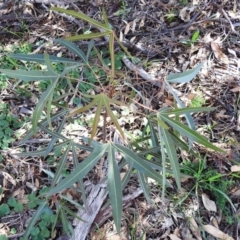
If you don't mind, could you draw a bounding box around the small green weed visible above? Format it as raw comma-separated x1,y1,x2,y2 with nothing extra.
0,103,23,149
0,197,24,217
165,10,177,22
190,94,205,108
181,30,200,46
181,157,235,212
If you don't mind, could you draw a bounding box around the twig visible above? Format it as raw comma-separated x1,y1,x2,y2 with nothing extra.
70,183,108,240
122,56,162,87
213,3,240,36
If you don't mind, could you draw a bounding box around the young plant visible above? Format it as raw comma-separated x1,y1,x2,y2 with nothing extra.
0,8,224,238
181,30,200,46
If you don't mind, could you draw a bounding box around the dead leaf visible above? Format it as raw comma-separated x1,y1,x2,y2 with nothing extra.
203,225,234,240
179,7,195,22
230,87,240,93
169,234,182,240
211,216,219,228
211,41,222,60
189,217,202,240
211,41,229,64
231,165,240,172
202,193,217,212
2,171,16,186
231,189,240,198
228,48,237,57
124,21,131,35
181,227,195,240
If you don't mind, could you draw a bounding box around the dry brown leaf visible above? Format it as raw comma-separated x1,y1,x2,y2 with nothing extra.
231,189,240,198
230,87,240,93
211,41,229,64
211,216,219,228
203,225,234,240
231,165,240,172
2,171,16,186
189,217,202,240
169,234,182,240
179,6,195,22
124,21,130,35
211,41,222,60
202,193,217,212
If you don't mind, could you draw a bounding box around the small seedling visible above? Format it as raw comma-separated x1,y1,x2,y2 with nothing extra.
181,30,200,46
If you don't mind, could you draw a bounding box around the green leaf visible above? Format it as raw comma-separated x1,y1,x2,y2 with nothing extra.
14,141,69,157
166,63,203,83
161,115,224,152
22,201,48,240
113,143,172,188
60,207,73,237
108,144,122,233
51,7,108,30
32,78,59,132
51,142,72,187
72,145,86,206
162,107,216,116
165,82,195,132
0,234,8,240
14,202,23,212
44,53,58,76
42,118,67,158
8,197,17,207
161,127,181,190
45,143,109,197
19,109,68,144
0,204,10,217
86,40,94,61
191,30,200,43
54,39,87,64
9,53,79,64
138,172,152,203
0,69,58,82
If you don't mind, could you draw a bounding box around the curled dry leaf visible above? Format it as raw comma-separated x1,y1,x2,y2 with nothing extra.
203,225,234,240
179,6,195,22
202,193,217,212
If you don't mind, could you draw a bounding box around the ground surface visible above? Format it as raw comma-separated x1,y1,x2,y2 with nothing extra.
0,0,240,240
